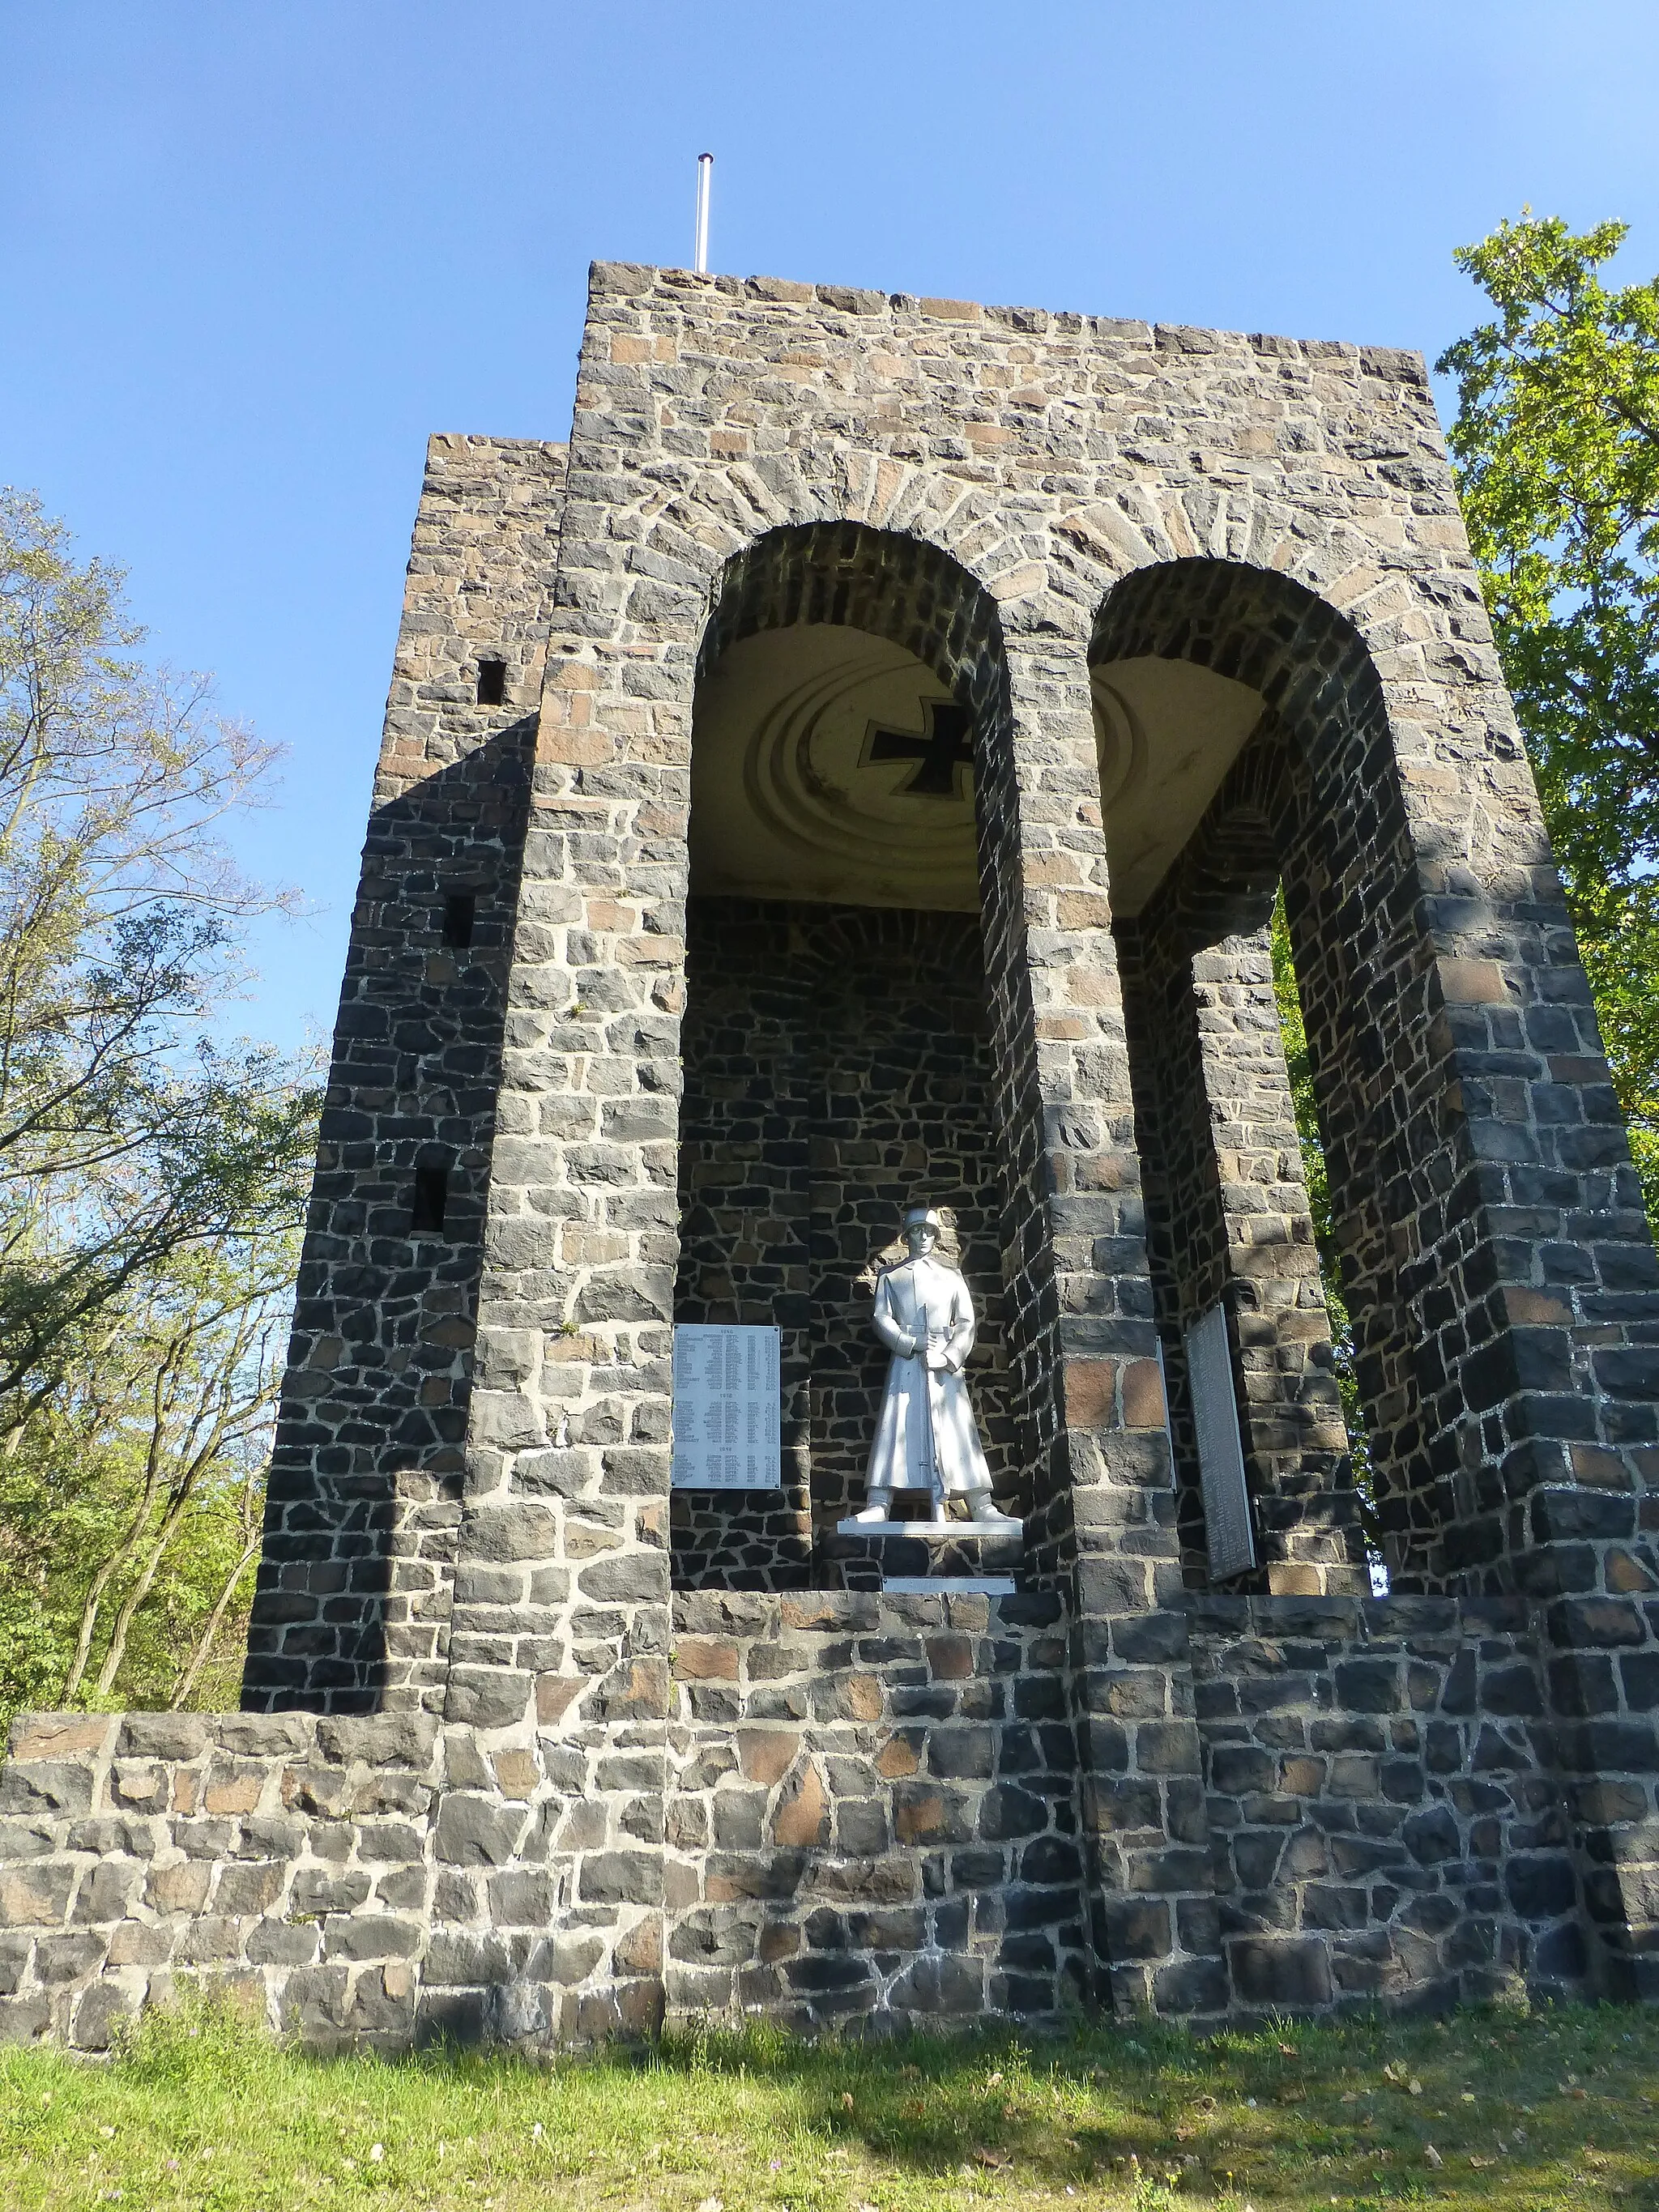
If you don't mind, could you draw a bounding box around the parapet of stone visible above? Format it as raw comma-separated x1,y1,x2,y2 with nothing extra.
0,1710,441,2052
0,1584,1606,2047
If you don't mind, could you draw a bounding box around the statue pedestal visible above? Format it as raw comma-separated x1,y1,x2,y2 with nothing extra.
830,1514,1022,1596
883,1574,1016,1596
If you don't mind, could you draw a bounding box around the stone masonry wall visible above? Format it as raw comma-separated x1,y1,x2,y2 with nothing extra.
1190,1595,1580,2013
226,259,1659,2022
245,433,566,1718
2,1595,1597,2045
671,897,815,1583
0,1710,441,2052
664,1589,1081,2030
322,266,1657,2019
672,899,1017,1588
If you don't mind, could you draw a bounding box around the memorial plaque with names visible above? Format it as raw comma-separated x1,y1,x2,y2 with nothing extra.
671,1324,782,1490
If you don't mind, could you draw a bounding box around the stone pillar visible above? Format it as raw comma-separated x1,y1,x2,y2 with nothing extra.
415,290,719,2036
975,636,1226,2018
245,435,565,1715
420,723,685,2038
1116,911,1364,1595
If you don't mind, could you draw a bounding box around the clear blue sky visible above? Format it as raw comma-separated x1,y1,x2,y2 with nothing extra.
4,2,1656,1051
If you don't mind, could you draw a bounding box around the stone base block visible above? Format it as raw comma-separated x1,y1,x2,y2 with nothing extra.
884,1575,1016,1594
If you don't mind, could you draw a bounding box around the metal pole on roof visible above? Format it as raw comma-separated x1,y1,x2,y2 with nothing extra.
694,152,713,274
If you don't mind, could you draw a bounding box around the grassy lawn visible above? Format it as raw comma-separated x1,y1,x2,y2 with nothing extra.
2,1994,1657,2212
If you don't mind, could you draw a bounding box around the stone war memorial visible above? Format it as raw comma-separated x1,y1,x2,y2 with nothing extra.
5,258,1659,2055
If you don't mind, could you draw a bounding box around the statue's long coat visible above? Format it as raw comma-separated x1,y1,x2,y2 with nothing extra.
865,1254,993,1497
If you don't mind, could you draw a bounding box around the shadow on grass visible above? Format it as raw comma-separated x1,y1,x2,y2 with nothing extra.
58,1990,1659,2208
453,2006,1659,2201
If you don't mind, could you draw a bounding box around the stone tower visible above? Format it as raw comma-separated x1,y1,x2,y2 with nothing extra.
5,262,1658,2049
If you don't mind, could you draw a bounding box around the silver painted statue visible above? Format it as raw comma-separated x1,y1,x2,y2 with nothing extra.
855,1205,1021,1529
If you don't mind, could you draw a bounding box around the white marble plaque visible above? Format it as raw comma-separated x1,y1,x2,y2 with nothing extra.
671,1325,782,1490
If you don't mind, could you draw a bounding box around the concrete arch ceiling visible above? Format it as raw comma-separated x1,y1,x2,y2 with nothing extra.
694,622,1268,919
1090,658,1268,914
690,624,979,912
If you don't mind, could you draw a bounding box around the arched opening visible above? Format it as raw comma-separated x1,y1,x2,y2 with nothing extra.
1090,559,1424,1592
673,523,1024,1588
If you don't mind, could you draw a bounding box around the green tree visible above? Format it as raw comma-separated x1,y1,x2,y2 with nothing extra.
1436,213,1659,1225
0,488,317,1418
0,1234,296,1725
0,489,318,1725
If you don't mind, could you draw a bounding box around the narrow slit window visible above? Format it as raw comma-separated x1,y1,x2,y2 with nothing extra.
441,892,476,948
411,1162,450,1234
476,658,507,706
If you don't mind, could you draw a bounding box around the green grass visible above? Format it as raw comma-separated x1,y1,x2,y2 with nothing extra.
3,1991,1658,2211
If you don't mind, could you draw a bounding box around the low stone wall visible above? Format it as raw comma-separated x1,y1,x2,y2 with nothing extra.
0,1591,1602,2050
665,1588,1082,2030
1190,1594,1576,2013
0,1710,440,2051
0,1592,1081,2050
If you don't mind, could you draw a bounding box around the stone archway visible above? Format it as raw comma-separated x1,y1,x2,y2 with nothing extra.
672,525,1026,1587
1092,555,1639,1600
697,520,1012,721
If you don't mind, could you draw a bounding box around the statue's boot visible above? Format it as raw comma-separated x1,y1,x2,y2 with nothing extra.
963,1490,1022,1531
851,1490,893,1525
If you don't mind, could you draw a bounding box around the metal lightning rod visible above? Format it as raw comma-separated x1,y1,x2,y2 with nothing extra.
694,152,713,274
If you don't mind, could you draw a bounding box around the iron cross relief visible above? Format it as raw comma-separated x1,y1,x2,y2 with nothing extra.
863,701,975,799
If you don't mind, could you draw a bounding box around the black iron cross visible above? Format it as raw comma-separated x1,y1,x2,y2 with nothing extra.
864,701,975,799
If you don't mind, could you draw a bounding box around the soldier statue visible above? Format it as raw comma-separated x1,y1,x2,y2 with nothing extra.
855,1204,1021,1529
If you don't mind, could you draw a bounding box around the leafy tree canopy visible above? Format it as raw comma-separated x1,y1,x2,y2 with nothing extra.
1439,211,1659,888
0,490,318,1724
1437,213,1659,1223
0,489,318,1417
